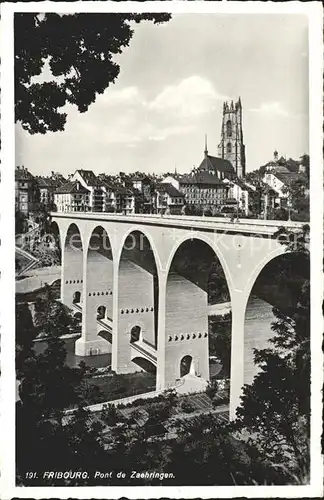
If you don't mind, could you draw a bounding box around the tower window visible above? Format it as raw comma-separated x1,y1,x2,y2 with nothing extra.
227,142,232,154
226,120,232,137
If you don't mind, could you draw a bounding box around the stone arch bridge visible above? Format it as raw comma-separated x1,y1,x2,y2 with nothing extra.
51,213,305,418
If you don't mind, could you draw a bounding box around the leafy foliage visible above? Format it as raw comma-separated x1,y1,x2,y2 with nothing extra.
33,284,74,337
15,13,171,133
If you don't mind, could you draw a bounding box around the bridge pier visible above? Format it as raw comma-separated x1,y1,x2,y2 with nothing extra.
157,271,209,390
229,290,248,420
112,258,156,374
76,249,112,356
156,271,167,391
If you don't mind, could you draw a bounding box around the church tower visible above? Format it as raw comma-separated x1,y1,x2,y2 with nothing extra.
218,98,246,178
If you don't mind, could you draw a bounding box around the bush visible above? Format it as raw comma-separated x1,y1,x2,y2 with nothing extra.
100,404,124,426
180,398,195,413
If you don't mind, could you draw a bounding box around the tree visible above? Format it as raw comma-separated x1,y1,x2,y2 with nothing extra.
300,154,310,179
16,300,37,378
208,313,231,376
15,13,171,134
33,283,74,337
15,210,28,234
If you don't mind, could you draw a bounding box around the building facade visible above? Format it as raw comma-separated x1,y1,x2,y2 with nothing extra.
155,183,185,214
71,170,104,212
218,98,246,178
54,181,90,212
15,166,39,215
180,171,228,210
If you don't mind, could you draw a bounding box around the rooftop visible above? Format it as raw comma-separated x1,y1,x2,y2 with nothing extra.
15,166,34,181
198,155,235,174
55,180,90,194
156,183,184,198
75,169,101,187
180,171,227,186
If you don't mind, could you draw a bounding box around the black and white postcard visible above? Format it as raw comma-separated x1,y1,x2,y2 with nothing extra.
1,1,323,498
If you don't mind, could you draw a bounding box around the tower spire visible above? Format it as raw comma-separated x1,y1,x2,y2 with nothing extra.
204,134,208,157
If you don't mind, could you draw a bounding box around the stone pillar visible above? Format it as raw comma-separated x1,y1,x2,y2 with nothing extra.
111,259,119,372
60,242,66,303
229,289,248,420
156,270,167,391
75,250,111,356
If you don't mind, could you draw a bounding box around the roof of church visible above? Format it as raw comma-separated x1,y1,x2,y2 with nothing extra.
198,155,235,174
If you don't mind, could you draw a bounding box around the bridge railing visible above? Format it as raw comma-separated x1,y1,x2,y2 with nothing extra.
51,211,306,230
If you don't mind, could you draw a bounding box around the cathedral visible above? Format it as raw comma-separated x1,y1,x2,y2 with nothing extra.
218,98,246,178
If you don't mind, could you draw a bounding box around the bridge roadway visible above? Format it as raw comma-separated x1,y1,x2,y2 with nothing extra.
52,212,305,236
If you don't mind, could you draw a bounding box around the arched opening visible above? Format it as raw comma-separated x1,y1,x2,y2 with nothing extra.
226,120,232,137
49,221,61,258
131,357,156,374
118,230,159,376
244,251,310,386
86,226,114,337
97,305,106,320
73,291,81,304
63,223,83,308
165,238,231,388
227,142,232,154
130,325,141,344
180,355,193,377
98,329,112,344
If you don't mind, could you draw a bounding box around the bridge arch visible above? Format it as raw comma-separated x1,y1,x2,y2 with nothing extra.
84,225,115,263
164,233,234,299
243,246,310,386
116,225,162,275
84,225,114,339
49,220,61,248
62,223,84,308
116,229,160,376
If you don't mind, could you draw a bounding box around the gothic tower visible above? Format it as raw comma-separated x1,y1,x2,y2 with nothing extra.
218,98,246,178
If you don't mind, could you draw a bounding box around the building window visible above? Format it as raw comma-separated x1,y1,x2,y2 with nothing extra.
226,120,232,137
227,142,232,154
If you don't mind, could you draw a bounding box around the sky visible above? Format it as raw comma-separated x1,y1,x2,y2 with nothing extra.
15,13,309,177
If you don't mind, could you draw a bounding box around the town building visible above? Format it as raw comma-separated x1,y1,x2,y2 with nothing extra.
70,169,104,212
161,175,181,191
155,183,185,214
218,98,246,178
101,182,116,212
126,174,155,214
114,187,136,215
15,166,39,215
36,176,60,211
54,180,90,213
222,178,253,216
180,171,229,211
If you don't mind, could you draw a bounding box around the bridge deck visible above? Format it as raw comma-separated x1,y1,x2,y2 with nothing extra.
51,212,306,236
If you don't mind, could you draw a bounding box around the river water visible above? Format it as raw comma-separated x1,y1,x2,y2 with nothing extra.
244,295,275,385
33,295,275,381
